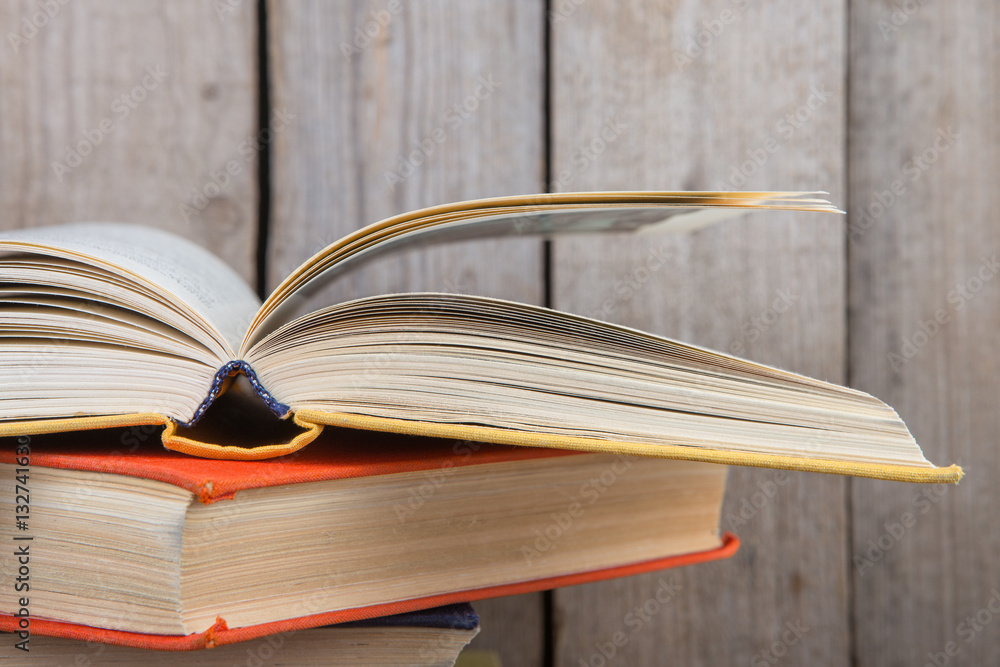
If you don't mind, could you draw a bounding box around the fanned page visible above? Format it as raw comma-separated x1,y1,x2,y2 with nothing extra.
0,224,259,424
0,224,259,356
242,192,839,351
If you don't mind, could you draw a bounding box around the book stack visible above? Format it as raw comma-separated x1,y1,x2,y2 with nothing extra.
0,193,958,663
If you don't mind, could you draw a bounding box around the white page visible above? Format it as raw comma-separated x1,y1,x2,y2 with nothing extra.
0,224,260,358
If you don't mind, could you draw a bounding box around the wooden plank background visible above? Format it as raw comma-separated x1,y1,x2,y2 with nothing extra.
549,1,849,665
0,0,995,664
848,1,1000,665
266,2,546,662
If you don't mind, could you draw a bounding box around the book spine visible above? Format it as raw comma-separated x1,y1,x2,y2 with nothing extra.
181,361,291,427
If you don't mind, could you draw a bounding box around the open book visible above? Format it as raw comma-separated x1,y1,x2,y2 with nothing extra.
0,192,960,482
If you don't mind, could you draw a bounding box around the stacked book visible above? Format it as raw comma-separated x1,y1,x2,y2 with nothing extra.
0,193,958,663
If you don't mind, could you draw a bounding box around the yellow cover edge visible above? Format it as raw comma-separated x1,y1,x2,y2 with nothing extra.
295,410,964,485
0,414,324,460
0,411,964,484
0,414,170,437
160,413,324,460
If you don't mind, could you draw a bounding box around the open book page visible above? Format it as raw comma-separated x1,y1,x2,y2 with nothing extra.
243,192,840,352
0,224,260,358
0,289,220,365
245,293,936,471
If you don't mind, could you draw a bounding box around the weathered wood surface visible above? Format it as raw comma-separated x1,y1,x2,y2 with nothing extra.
549,1,849,664
848,1,1000,665
1,0,996,664
266,0,545,309
267,1,546,664
0,0,259,281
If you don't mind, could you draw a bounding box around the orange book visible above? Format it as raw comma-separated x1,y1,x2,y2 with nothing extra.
0,428,737,650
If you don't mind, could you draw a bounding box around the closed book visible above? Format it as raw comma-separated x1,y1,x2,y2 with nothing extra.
0,428,736,649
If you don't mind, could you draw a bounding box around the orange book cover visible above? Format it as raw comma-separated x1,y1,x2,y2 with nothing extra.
0,429,739,650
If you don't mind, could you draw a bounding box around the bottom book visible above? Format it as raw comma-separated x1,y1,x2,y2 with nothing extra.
4,604,479,666
0,428,738,647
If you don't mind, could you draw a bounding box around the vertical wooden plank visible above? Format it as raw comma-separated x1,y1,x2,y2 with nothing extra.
267,0,545,306
266,2,546,664
0,0,259,280
467,593,545,663
849,2,1000,665
550,1,848,664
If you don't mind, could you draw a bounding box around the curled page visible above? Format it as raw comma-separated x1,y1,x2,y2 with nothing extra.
242,192,839,352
